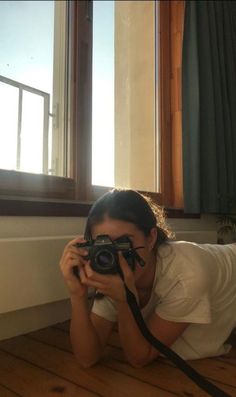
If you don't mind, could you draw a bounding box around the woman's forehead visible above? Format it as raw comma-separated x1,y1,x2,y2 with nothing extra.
91,217,140,239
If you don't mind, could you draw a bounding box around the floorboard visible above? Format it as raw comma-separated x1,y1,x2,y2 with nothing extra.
0,321,235,397
0,384,20,397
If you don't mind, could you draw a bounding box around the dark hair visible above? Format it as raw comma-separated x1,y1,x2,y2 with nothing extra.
84,189,174,250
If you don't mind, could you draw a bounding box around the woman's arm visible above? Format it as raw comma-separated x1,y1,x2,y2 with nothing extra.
60,237,114,367
70,295,114,367
117,301,189,367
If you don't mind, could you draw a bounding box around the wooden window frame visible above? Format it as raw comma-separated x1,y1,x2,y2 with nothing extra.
159,0,185,208
0,0,189,217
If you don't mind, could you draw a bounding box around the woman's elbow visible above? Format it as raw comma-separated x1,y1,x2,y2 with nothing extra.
130,361,146,368
127,350,158,368
74,354,101,369
127,356,151,368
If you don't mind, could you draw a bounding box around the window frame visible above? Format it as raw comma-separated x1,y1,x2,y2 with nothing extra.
0,0,187,217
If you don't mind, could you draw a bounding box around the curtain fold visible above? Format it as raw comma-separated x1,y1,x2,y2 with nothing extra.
182,0,236,213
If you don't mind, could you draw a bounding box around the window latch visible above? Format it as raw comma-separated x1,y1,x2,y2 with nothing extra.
86,0,93,22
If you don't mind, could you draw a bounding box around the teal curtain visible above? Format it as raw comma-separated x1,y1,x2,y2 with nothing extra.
182,1,236,213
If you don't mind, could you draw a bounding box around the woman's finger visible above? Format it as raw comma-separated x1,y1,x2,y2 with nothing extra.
118,251,133,279
117,251,138,300
68,236,87,246
81,277,105,290
83,262,112,283
60,242,80,263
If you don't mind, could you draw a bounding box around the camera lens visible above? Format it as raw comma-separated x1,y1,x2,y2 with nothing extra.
94,249,117,274
96,249,114,267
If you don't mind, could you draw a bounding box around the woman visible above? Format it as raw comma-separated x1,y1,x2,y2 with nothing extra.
60,189,236,368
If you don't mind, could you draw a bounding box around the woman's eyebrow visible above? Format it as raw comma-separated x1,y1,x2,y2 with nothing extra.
113,234,134,241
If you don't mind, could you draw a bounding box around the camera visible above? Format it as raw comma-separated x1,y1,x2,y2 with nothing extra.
75,234,141,275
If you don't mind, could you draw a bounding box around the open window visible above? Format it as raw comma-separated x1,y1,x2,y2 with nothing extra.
0,0,184,215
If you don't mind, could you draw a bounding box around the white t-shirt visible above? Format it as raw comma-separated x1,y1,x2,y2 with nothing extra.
92,241,236,360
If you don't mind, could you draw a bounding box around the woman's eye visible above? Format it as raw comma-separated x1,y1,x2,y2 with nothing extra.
114,235,131,243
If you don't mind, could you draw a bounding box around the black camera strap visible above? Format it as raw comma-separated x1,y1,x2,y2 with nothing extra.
123,283,231,397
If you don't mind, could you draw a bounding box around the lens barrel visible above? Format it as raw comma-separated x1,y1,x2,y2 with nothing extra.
91,247,118,274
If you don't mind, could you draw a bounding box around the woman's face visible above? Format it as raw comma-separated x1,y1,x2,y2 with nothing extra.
91,216,157,283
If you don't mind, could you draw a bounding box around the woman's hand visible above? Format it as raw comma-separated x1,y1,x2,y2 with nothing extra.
80,252,138,303
117,252,139,301
59,236,90,297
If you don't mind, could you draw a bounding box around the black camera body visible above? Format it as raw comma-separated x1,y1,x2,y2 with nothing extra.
75,234,137,275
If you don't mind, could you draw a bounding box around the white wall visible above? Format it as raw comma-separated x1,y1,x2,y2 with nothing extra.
0,214,217,340
0,216,86,340
169,214,218,243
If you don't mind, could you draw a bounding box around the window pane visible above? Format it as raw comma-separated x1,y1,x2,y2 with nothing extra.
0,1,54,93
0,0,67,177
20,91,44,173
92,0,158,192
0,82,18,170
92,0,115,187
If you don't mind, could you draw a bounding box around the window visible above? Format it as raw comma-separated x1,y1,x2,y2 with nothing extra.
0,0,184,215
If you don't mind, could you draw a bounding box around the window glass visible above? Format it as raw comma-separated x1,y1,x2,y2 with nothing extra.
20,91,45,173
0,0,67,176
92,0,115,187
92,0,158,192
0,81,18,170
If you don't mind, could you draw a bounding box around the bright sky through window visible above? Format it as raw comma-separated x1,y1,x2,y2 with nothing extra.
0,1,53,174
92,0,115,187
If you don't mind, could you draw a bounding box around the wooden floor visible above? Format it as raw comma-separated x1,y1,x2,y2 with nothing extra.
0,321,235,397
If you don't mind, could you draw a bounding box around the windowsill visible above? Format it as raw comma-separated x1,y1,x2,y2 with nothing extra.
0,196,92,217
0,195,200,218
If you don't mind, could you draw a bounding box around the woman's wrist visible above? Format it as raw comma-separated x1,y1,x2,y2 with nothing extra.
70,292,88,306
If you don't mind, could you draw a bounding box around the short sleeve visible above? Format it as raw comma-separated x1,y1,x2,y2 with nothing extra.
155,244,212,324
91,295,117,322
155,276,211,324
155,293,212,323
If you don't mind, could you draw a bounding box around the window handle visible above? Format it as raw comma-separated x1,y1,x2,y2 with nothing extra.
86,0,93,22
